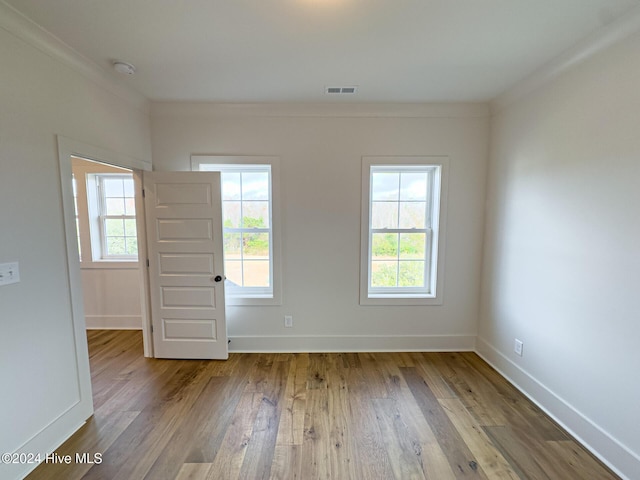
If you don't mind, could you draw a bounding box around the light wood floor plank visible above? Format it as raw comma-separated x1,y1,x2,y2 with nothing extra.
372,398,429,480
174,463,213,480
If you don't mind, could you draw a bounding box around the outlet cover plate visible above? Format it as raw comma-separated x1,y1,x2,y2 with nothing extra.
514,339,523,356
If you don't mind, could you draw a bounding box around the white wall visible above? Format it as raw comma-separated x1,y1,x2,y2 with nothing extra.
151,103,489,351
0,18,150,480
479,31,640,479
72,158,142,330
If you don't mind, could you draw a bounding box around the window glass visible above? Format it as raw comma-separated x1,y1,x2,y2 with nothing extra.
363,162,444,302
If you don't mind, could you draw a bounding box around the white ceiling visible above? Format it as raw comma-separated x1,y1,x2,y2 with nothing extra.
6,0,640,102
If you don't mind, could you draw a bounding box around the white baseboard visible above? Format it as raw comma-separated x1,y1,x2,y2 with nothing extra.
84,315,142,330
228,334,476,353
475,336,639,480
3,400,90,480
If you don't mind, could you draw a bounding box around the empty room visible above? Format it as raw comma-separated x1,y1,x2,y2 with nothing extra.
0,1,639,479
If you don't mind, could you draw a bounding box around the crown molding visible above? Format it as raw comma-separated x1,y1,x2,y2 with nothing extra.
0,1,149,113
492,5,640,112
151,101,490,119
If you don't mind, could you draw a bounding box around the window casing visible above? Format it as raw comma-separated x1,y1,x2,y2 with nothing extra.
192,156,282,306
360,157,447,305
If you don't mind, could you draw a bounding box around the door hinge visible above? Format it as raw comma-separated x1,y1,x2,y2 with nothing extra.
151,324,154,333
146,259,150,267
142,188,146,198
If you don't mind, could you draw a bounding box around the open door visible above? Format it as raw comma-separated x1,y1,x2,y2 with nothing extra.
143,171,228,359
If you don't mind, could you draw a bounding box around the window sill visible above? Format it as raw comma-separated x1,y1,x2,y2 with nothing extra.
80,260,141,270
225,294,282,306
360,294,443,306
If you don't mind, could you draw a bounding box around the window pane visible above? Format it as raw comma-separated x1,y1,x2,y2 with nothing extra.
242,232,269,258
106,198,125,215
125,198,136,215
223,201,241,228
371,261,398,287
124,219,137,236
103,178,124,197
400,172,428,200
398,261,425,287
125,237,138,256
372,172,399,201
399,233,426,259
105,218,124,236
123,178,135,197
242,172,269,200
224,260,243,286
222,172,241,200
372,233,398,261
371,201,398,229
399,202,426,229
242,201,269,228
243,260,270,287
106,237,126,255
224,233,241,260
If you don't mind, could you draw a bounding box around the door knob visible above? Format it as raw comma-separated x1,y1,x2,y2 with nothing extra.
214,275,223,282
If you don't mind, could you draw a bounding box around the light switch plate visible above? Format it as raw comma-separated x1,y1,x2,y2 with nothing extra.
0,262,20,286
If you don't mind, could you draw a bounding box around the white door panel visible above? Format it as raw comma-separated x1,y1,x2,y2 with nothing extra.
143,171,227,359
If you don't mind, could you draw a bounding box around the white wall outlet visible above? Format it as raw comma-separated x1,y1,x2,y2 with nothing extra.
0,262,20,287
284,315,293,328
514,338,524,356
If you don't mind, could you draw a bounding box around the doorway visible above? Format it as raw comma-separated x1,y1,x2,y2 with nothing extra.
58,136,229,365
71,157,144,333
57,136,153,366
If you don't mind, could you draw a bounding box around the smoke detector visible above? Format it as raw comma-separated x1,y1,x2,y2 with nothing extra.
112,61,136,75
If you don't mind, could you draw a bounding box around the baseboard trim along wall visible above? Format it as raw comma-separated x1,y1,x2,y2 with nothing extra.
475,336,639,480
5,401,89,480
85,315,142,330
228,334,476,353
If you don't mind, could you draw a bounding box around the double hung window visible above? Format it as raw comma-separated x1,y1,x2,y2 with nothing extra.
192,156,281,305
361,157,447,305
95,174,138,259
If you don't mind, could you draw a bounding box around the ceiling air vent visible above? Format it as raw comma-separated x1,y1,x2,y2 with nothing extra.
325,86,358,95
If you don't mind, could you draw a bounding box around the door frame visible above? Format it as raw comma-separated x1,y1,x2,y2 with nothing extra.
57,136,154,358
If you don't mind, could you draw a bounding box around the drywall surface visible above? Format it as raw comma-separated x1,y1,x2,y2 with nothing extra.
480,31,640,479
0,25,150,479
151,103,489,351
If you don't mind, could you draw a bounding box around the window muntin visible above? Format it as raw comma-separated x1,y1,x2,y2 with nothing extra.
96,174,138,259
361,158,445,304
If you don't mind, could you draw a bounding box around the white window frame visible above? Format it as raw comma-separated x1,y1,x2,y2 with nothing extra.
360,156,448,306
191,155,282,306
72,173,81,261
87,173,138,262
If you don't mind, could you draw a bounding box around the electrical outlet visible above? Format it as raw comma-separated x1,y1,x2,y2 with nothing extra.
0,262,20,287
514,338,523,357
284,315,293,328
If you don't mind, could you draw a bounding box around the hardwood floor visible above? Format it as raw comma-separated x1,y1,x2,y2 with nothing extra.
26,330,618,480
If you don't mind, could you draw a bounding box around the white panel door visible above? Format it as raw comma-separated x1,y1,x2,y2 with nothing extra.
143,171,227,359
